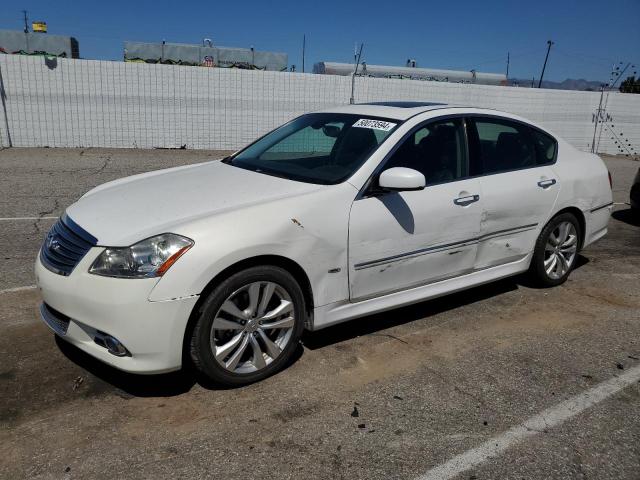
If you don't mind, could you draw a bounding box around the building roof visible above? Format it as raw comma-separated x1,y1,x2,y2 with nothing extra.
359,101,446,108
316,102,453,120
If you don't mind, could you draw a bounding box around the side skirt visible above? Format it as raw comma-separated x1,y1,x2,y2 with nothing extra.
310,253,533,331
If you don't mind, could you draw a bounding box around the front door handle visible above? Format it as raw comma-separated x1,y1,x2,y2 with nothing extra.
537,179,556,189
453,194,480,206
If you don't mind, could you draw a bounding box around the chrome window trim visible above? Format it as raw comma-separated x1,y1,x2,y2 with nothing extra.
465,114,559,177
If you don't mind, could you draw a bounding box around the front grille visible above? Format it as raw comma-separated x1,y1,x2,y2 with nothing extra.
40,213,98,276
40,303,70,336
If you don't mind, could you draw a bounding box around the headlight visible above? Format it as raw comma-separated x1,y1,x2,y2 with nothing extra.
89,234,193,278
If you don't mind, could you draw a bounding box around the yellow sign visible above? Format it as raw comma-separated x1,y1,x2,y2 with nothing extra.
32,22,47,33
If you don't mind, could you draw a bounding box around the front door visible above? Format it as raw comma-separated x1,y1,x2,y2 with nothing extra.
348,118,483,300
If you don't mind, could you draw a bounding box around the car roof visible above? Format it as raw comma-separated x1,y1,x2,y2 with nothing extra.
310,103,561,141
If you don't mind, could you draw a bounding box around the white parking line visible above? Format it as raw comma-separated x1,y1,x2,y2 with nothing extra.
0,285,37,295
0,216,58,221
417,364,640,480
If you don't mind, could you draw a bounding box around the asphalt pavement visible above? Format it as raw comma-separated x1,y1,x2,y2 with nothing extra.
1,148,638,479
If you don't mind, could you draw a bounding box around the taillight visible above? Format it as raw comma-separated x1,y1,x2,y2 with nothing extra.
608,171,613,189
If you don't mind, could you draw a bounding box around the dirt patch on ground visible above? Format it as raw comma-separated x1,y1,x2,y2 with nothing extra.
576,286,639,309
333,296,594,390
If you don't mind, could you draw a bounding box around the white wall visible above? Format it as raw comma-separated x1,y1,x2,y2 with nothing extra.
0,54,638,155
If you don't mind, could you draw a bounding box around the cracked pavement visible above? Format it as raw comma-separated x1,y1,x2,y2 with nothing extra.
0,147,232,290
0,148,639,479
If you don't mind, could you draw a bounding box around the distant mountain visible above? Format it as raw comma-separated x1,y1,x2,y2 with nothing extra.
509,78,605,91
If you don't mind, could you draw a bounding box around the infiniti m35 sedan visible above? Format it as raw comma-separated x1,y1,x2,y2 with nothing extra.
37,102,613,385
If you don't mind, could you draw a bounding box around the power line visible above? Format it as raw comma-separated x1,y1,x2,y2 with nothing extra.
463,48,543,70
554,48,617,68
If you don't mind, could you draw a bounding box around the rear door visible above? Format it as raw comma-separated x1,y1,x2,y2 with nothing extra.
467,116,560,269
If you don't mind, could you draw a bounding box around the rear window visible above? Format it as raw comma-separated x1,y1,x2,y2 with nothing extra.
472,118,536,174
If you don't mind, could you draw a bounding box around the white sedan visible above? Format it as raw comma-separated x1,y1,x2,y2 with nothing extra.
36,102,613,385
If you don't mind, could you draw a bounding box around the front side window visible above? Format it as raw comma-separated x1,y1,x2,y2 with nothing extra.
470,118,536,175
384,118,467,185
228,114,400,184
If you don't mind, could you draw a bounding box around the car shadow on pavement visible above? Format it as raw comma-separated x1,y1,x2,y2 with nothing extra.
304,255,590,350
55,334,305,396
514,254,589,289
303,278,519,350
55,335,197,397
54,256,590,396
612,208,640,227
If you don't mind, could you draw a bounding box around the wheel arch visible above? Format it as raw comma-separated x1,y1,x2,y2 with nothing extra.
181,255,314,365
549,206,586,250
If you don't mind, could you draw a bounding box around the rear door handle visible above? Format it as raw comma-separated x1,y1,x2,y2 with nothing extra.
453,194,480,206
537,179,556,189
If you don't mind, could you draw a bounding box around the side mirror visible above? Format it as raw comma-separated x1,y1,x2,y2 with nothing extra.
378,167,425,191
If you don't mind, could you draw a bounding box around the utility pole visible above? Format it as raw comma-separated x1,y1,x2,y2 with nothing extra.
302,35,306,73
22,10,30,54
591,85,605,153
506,52,510,79
349,43,364,104
537,40,554,88
22,10,29,33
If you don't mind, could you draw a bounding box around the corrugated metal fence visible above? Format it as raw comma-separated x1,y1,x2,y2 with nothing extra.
0,54,638,155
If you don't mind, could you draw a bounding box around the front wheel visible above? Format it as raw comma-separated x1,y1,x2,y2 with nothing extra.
189,266,306,386
529,213,581,287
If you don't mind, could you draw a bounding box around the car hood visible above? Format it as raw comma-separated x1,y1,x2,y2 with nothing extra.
66,161,323,246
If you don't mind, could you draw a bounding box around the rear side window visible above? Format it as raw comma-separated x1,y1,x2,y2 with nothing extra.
470,118,536,175
529,128,557,165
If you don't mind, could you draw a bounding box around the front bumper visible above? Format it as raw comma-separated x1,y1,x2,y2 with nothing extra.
35,248,199,374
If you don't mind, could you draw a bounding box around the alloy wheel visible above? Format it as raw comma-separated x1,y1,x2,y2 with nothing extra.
210,281,295,374
544,221,578,280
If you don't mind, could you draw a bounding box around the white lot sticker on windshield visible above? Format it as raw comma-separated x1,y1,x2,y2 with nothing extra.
352,119,397,131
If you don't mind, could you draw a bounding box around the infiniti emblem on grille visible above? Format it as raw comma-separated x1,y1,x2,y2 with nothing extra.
46,233,60,252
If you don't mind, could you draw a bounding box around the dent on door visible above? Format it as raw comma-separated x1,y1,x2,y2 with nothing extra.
475,168,560,270
348,180,483,301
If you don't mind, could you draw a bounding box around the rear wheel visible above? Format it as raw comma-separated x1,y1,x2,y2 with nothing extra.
529,213,581,287
189,266,306,386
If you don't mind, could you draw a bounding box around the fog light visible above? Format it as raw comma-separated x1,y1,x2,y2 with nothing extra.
95,331,130,357
104,336,129,357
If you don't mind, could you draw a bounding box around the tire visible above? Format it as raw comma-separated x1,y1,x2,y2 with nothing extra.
189,265,306,386
529,212,581,287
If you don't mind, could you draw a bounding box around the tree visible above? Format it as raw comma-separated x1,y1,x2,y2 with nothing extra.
619,76,640,94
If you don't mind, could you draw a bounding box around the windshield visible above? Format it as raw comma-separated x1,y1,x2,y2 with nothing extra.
226,113,400,184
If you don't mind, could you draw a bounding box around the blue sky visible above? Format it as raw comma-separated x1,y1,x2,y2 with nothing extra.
2,0,639,82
